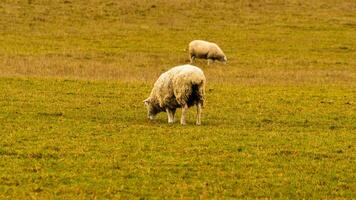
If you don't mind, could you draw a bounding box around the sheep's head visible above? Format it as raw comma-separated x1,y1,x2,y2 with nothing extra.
217,55,227,64
221,56,227,64
143,98,159,120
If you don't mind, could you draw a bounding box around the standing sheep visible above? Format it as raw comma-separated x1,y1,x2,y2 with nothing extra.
189,40,227,65
143,64,206,125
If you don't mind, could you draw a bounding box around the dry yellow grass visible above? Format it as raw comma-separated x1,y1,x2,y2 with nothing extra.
1,0,355,85
1,55,355,85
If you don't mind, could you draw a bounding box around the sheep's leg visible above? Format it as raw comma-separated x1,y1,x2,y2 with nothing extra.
172,109,176,122
190,56,195,64
166,108,174,124
207,59,212,65
196,103,202,125
180,104,188,125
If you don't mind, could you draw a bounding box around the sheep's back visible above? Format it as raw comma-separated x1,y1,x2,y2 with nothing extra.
172,66,205,106
189,40,212,53
150,65,205,108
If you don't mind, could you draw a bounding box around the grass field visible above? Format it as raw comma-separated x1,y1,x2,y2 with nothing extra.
1,0,356,199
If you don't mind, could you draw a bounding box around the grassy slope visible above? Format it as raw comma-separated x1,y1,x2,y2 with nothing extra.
0,0,356,199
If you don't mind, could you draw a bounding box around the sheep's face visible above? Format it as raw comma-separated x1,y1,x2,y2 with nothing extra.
143,98,158,120
217,55,227,64
221,56,227,64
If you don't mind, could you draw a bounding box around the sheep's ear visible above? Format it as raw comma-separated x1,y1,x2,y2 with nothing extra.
143,98,150,106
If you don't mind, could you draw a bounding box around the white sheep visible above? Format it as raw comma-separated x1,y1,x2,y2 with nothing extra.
143,64,206,125
189,40,227,65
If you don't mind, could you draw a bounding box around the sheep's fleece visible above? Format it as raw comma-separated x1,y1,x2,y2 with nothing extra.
189,40,227,64
144,64,206,125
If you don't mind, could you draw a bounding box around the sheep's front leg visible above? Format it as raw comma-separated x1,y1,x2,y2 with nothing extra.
166,108,174,124
196,103,202,126
207,59,212,65
180,104,188,125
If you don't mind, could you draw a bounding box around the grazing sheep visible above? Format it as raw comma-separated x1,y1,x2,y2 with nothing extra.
189,40,227,65
143,64,206,125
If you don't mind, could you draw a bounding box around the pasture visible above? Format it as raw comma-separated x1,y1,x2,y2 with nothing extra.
0,0,355,199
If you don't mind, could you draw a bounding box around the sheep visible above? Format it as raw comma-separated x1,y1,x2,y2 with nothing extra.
143,64,206,125
188,40,227,65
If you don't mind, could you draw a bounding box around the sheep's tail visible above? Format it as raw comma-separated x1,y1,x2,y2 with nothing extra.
192,79,206,107
174,76,205,107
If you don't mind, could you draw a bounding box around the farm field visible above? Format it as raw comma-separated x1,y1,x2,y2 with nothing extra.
1,0,356,199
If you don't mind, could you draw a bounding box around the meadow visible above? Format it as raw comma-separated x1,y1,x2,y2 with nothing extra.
0,0,355,199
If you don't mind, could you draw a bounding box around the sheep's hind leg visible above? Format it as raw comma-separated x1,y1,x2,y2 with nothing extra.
180,104,188,125
190,56,195,64
166,108,174,124
196,103,202,125
172,109,176,123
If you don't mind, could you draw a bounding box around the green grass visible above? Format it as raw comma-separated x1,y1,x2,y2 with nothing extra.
0,0,356,199
0,78,355,199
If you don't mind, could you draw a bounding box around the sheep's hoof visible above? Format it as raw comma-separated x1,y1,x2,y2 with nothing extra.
181,122,186,125
196,122,201,126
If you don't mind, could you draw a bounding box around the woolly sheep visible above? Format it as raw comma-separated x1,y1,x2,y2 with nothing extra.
143,64,206,125
189,40,227,65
